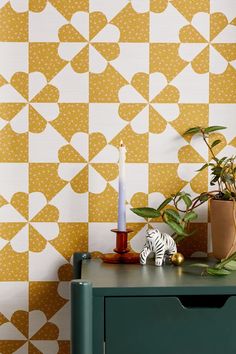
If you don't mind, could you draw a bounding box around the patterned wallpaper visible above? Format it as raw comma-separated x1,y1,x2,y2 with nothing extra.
0,0,236,353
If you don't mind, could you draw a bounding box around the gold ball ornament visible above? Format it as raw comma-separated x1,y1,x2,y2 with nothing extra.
171,253,184,266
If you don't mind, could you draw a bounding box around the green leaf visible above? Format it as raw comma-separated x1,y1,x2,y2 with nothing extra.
183,211,198,222
204,126,226,133
196,163,209,172
164,209,181,222
216,251,236,269
206,267,231,276
222,173,234,184
199,193,210,202
211,166,222,176
211,139,221,148
223,260,236,271
182,194,192,208
221,192,232,200
174,192,191,204
210,176,219,185
156,197,172,211
165,220,188,236
189,263,209,268
130,207,161,219
183,127,201,136
218,156,228,164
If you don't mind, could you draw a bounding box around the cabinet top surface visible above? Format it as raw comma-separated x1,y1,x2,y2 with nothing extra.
79,259,236,294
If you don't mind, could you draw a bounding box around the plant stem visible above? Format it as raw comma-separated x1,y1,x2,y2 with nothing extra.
215,251,236,269
201,129,222,190
201,129,216,160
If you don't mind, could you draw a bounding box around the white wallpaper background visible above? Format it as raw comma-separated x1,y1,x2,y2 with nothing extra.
0,0,236,353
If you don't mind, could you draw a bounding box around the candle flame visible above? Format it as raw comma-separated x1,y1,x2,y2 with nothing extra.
120,140,124,147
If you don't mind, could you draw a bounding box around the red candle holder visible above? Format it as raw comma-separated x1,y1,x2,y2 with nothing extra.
101,229,140,264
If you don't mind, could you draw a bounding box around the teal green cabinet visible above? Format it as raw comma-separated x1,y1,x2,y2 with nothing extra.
105,296,236,354
71,253,236,354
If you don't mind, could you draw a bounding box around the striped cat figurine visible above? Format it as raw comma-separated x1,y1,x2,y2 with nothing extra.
140,228,177,266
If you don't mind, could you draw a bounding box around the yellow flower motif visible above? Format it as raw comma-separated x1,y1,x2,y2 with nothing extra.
29,283,69,350
118,71,179,135
0,191,59,253
178,11,236,102
0,71,60,135
0,309,28,349
58,11,120,73
179,12,236,75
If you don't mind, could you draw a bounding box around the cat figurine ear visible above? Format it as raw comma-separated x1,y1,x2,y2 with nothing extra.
140,228,177,266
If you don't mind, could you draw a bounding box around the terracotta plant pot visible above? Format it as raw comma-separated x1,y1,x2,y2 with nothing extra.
210,199,236,260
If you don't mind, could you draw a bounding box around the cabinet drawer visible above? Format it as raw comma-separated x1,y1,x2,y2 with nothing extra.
105,296,236,354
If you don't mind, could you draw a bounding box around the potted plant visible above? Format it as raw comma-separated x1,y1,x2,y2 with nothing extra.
183,126,236,260
131,126,236,275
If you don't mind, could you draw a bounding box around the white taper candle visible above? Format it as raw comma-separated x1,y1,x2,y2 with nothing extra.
118,141,127,231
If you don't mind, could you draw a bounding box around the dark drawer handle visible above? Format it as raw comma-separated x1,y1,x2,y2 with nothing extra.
178,295,230,308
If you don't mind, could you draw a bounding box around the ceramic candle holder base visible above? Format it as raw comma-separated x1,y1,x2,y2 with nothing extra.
101,229,140,264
